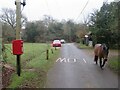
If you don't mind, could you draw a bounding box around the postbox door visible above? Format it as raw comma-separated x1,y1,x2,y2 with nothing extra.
12,40,23,55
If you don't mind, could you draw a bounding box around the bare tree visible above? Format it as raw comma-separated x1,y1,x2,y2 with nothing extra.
0,8,27,30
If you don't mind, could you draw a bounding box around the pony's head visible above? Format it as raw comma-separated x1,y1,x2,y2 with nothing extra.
102,43,109,60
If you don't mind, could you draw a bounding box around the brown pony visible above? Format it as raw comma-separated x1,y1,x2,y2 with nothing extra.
94,44,109,69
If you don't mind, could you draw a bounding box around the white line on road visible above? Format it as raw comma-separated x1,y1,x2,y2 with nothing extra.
67,58,70,62
56,58,87,63
56,58,61,62
73,59,77,62
83,58,87,63
60,58,66,62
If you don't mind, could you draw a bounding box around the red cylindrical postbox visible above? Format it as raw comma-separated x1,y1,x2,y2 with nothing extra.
12,40,23,55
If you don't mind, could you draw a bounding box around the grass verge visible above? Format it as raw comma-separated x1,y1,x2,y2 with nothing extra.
108,56,120,73
76,43,93,49
5,43,60,88
8,71,38,88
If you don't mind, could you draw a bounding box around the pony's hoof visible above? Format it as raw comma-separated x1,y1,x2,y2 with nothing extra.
93,62,97,64
100,66,104,70
102,65,105,69
93,61,98,65
101,67,104,70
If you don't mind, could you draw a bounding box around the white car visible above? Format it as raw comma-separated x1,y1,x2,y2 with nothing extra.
60,39,65,44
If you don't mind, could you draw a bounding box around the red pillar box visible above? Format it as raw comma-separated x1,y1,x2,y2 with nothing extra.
12,40,23,55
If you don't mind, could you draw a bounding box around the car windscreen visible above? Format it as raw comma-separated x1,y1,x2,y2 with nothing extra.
53,40,60,43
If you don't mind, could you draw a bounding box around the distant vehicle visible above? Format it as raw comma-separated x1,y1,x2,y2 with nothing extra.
52,40,61,47
60,39,65,44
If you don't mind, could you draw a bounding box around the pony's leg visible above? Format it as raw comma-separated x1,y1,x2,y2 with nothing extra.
102,59,107,68
99,58,103,69
94,55,98,64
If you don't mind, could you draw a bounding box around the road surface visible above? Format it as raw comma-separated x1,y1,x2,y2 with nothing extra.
45,43,118,88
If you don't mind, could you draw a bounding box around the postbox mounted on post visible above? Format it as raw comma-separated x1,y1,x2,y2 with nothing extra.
12,40,23,55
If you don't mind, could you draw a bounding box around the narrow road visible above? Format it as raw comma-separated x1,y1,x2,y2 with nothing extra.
45,43,118,88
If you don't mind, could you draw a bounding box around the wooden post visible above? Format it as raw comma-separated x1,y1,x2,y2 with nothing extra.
16,55,21,76
55,47,57,50
51,48,53,54
46,49,49,60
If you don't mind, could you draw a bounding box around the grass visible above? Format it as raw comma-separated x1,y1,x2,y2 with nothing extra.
77,43,93,49
4,43,60,88
4,43,49,66
108,56,120,73
8,71,38,88
25,47,60,71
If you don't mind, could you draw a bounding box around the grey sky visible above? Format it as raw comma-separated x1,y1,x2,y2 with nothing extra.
0,0,114,23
